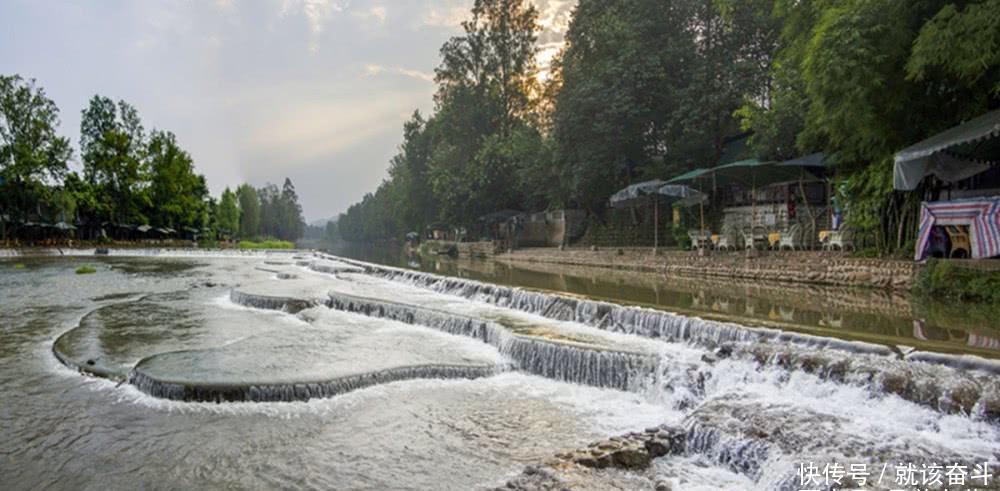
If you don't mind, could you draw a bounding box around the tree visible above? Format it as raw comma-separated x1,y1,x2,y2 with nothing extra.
146,130,209,230
216,187,240,238
0,74,73,237
80,96,150,225
324,220,338,245
386,111,436,233
428,0,542,225
236,183,261,239
280,177,305,241
907,0,1000,97
258,183,281,239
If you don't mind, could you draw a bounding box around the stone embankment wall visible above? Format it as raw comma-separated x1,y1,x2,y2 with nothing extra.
420,240,497,258
498,248,918,290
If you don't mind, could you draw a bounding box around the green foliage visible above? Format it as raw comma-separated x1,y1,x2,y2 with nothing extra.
80,96,150,225
147,130,209,231
216,187,240,238
340,0,549,241
915,259,1000,304
75,265,96,275
324,220,338,244
907,0,1000,96
0,75,73,236
738,0,1000,255
13,263,26,269
0,74,306,245
236,184,261,239
238,239,295,250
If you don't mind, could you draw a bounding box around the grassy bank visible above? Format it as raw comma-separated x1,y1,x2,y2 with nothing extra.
238,239,295,250
915,260,1000,303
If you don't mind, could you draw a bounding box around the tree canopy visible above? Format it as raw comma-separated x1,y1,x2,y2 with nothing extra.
0,77,306,244
338,0,1000,255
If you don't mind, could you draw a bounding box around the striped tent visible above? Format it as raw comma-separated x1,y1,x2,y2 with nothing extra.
915,197,1000,260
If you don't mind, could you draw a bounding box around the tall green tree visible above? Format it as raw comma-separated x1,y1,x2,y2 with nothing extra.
0,74,73,237
258,183,281,239
80,96,150,225
552,0,697,212
236,183,261,239
280,178,305,241
146,130,209,230
428,0,541,225
216,187,240,238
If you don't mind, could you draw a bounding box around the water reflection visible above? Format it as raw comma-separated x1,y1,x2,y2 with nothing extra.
334,244,1000,358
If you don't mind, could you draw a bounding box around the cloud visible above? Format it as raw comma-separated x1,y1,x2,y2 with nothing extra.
421,1,469,29
353,4,386,25
364,64,434,82
280,0,346,50
239,87,423,178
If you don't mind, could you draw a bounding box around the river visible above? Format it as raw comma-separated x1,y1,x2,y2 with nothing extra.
1,250,998,490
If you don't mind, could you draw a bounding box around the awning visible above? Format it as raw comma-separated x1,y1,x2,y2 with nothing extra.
712,158,815,187
915,197,1000,260
894,109,1000,190
665,168,712,184
776,153,825,169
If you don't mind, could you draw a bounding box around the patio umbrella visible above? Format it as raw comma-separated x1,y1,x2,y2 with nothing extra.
610,180,706,251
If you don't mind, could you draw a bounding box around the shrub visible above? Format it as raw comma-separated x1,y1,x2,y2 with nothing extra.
915,259,1000,303
75,265,97,275
238,239,295,250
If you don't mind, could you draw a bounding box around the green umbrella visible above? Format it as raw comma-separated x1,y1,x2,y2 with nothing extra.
609,180,706,251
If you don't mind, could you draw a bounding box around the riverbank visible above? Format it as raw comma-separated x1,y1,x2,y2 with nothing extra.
496,247,919,290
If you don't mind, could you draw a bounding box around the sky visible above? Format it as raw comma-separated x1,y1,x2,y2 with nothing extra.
0,0,574,223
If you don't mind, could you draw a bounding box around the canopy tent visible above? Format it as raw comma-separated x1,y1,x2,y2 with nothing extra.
711,158,821,186
894,109,1000,191
776,152,825,168
914,197,1000,260
665,168,713,184
609,180,706,251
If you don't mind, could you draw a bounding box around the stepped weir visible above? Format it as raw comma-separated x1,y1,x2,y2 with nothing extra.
39,250,1000,490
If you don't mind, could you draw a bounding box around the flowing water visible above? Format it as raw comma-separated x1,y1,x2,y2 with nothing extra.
2,251,999,490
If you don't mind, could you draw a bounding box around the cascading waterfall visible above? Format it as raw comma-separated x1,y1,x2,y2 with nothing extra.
127,363,499,403
324,254,1000,418
322,292,658,391
329,255,1000,372
229,289,320,314
344,260,894,356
